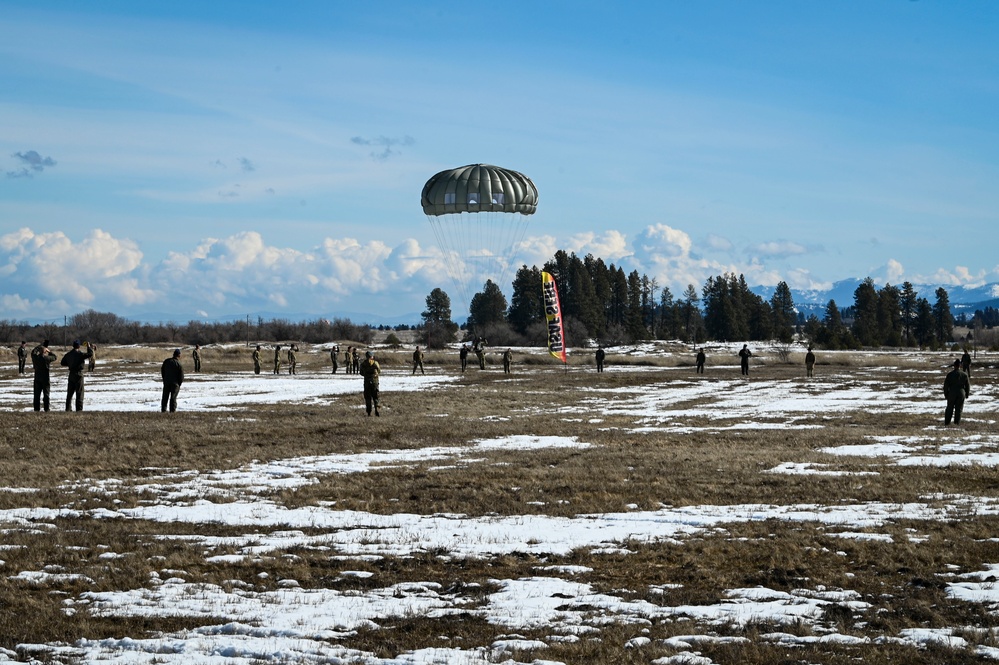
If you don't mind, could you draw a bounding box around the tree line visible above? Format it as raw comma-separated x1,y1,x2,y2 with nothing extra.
0,311,373,347
423,250,981,350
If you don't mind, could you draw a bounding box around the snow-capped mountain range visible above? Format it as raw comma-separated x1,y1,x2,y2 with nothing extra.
752,280,999,316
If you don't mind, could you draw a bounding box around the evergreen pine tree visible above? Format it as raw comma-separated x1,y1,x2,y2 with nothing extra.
851,278,879,346
770,281,796,343
933,287,954,346
507,265,544,335
468,280,508,330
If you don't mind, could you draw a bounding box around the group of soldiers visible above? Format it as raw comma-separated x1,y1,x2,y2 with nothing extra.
248,344,372,376
250,344,308,375
21,339,94,412
339,346,362,374
17,340,197,413
456,338,489,373
264,344,300,375
11,338,981,423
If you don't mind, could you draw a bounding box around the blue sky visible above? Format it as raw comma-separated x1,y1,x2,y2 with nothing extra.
2,1,998,322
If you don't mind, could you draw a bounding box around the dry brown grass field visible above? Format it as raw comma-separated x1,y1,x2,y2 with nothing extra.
0,343,998,663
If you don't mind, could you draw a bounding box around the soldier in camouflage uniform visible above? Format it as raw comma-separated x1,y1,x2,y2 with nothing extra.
738,344,752,376
252,345,262,374
161,349,185,412
18,341,28,374
61,341,93,411
474,338,486,370
273,345,282,374
31,340,57,411
943,359,971,426
359,350,381,416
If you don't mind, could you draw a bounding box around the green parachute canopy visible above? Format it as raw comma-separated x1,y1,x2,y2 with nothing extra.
421,164,538,313
421,164,538,216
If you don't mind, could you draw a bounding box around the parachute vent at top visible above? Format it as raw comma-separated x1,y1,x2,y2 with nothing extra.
421,164,538,216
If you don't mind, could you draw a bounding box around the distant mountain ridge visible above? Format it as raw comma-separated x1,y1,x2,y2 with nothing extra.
751,279,999,316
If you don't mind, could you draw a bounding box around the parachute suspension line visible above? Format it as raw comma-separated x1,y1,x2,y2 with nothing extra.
502,211,532,288
491,211,516,295
421,164,539,317
454,216,475,315
427,215,472,317
433,211,534,313
481,210,531,300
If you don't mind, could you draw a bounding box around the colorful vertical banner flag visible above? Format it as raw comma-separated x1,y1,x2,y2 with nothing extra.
541,271,568,364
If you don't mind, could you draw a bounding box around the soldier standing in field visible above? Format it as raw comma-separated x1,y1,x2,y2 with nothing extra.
17,341,28,374
273,345,282,374
352,347,361,374
596,346,606,373
474,338,486,369
738,344,752,376
88,344,97,372
412,346,425,375
252,345,261,374
192,345,202,372
61,340,93,411
961,348,972,377
459,344,468,373
695,348,705,374
160,348,184,413
344,346,353,375
331,345,339,374
943,359,971,426
30,340,56,412
359,350,381,416
502,348,513,374
805,347,816,378
287,345,297,375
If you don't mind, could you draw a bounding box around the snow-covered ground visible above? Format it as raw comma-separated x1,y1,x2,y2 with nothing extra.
0,363,453,412
1,350,998,664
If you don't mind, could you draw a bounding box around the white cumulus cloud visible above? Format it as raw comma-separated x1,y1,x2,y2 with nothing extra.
0,227,154,313
751,240,807,259
886,259,905,283
919,265,987,287
630,224,732,293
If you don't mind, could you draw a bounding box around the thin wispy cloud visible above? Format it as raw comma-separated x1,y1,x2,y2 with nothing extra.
350,135,415,161
6,150,57,178
212,158,255,172
751,241,808,259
